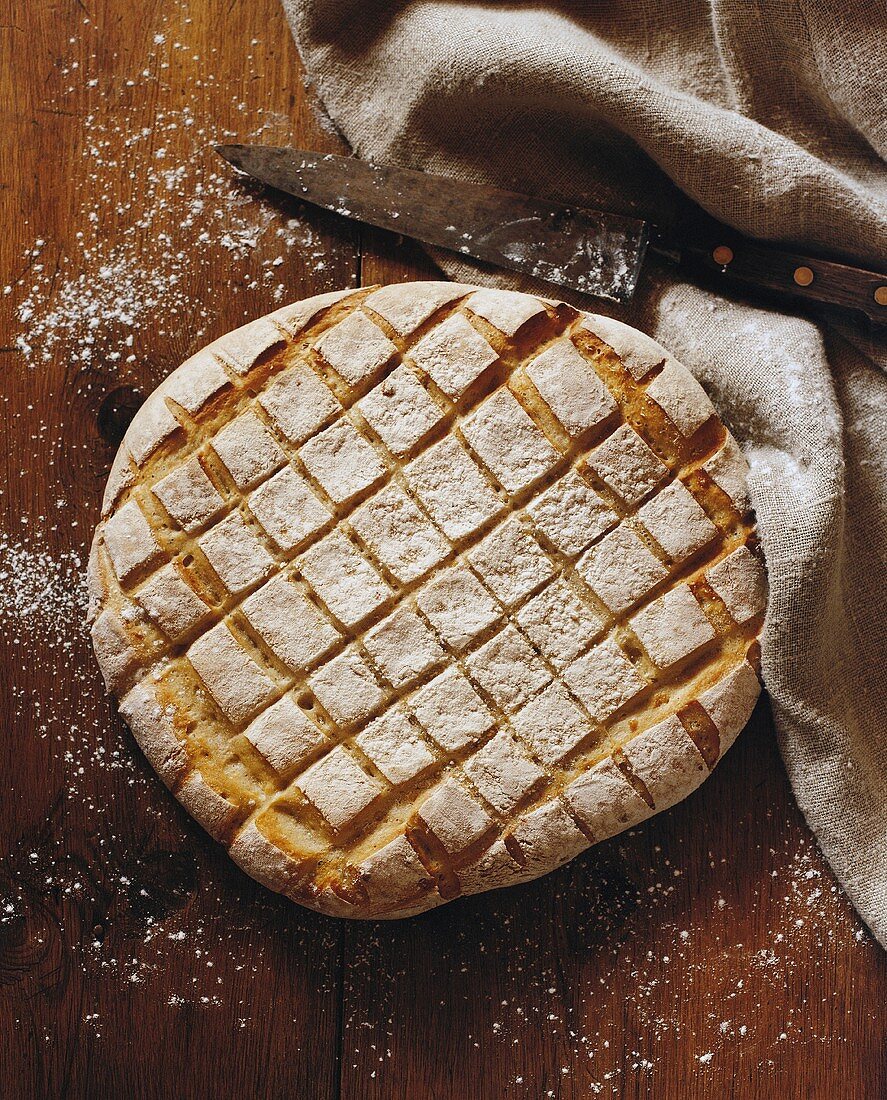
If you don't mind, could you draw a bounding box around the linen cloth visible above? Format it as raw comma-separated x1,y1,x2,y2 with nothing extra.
282,0,887,945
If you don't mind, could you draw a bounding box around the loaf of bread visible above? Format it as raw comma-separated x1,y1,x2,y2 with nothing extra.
88,282,765,918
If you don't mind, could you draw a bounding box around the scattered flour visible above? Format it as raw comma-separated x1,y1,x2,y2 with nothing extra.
8,20,343,378
336,824,875,1095
0,531,85,645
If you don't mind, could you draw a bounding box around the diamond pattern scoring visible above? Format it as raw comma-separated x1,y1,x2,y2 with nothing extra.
90,282,765,919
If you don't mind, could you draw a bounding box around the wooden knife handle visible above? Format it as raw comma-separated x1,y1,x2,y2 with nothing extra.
675,231,887,325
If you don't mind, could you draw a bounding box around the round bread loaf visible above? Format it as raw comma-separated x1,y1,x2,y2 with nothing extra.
88,282,765,919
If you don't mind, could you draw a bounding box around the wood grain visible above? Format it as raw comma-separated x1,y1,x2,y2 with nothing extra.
0,3,884,1099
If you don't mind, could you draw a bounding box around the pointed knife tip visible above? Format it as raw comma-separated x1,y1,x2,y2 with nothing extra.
214,145,257,179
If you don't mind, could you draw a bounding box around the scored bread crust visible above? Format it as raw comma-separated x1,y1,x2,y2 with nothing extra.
88,282,765,919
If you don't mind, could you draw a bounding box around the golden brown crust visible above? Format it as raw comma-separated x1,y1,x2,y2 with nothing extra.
90,283,764,919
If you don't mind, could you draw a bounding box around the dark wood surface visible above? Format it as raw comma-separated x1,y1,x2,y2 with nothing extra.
1,3,884,1098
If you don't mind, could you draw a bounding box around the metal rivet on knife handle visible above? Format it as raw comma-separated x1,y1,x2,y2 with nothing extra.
793,266,815,286
874,286,887,306
712,245,733,265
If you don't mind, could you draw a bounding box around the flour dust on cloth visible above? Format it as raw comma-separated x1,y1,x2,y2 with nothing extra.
282,0,887,944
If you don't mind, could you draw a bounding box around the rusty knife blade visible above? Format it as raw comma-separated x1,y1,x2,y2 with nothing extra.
215,145,650,304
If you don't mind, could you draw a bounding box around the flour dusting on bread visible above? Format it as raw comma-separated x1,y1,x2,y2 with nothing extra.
89,282,765,919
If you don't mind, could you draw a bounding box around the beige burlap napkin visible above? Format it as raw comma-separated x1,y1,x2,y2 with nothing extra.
282,0,887,946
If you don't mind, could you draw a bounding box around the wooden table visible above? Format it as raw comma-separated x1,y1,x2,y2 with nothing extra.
1,3,884,1097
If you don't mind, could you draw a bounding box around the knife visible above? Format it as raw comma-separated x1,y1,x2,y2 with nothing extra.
215,145,887,324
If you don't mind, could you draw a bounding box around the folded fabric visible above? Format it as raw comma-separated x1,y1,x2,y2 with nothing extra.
282,0,887,946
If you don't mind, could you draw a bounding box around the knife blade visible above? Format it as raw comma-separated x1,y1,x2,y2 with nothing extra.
215,145,887,324
214,146,648,304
